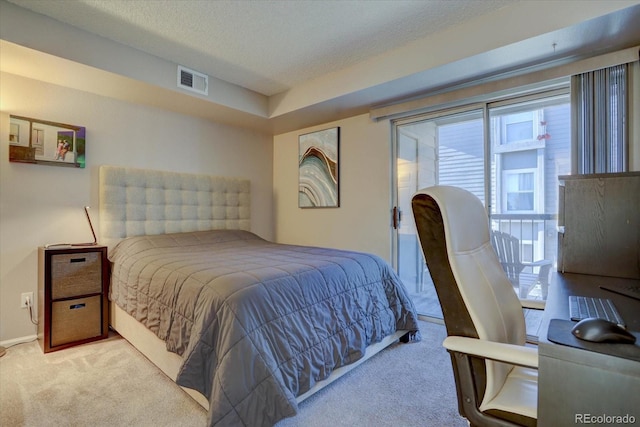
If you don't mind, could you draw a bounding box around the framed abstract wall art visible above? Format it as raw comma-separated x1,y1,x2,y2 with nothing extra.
8,115,86,168
298,127,339,208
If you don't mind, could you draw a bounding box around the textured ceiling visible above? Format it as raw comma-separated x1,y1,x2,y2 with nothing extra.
6,0,514,96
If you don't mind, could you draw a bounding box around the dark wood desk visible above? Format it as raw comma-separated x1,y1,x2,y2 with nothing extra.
538,273,640,426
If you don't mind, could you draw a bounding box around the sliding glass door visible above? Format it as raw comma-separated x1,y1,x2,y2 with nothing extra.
488,94,571,303
393,91,571,323
393,108,485,319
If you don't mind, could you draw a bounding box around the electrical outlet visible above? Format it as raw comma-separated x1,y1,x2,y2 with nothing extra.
20,292,33,308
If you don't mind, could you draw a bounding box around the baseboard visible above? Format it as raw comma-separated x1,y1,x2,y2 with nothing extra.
0,334,37,348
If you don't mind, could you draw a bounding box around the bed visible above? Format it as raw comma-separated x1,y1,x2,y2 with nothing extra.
99,165,420,427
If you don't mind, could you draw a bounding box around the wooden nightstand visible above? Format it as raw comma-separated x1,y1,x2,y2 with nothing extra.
38,245,109,353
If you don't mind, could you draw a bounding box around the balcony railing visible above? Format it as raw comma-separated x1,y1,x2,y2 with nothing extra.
490,214,558,264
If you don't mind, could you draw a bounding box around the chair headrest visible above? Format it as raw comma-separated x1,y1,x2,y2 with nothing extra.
413,186,490,254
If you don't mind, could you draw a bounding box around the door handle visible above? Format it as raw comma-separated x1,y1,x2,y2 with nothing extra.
392,206,402,229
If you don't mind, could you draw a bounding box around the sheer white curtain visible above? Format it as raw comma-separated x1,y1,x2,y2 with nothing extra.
572,63,630,173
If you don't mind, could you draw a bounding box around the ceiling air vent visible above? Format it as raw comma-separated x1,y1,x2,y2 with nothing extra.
178,65,208,96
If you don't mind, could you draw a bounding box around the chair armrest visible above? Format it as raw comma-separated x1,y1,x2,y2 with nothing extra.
525,259,553,267
443,336,539,369
520,299,546,310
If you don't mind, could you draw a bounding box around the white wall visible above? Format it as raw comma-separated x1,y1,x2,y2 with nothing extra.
273,114,392,261
0,72,273,343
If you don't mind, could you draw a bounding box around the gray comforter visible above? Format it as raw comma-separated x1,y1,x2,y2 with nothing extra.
109,230,420,426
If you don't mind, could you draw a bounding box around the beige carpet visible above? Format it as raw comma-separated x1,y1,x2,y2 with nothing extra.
0,333,207,426
1,321,466,426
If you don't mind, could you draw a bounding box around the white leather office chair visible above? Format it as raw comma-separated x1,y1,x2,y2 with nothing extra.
412,186,541,427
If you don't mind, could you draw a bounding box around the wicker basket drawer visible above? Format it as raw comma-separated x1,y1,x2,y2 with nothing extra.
51,252,102,299
50,295,102,347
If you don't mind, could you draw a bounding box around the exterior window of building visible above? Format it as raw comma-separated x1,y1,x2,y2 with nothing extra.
504,170,535,212
495,110,545,151
504,111,535,144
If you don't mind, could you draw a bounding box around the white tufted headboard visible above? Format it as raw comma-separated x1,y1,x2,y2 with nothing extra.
99,166,250,250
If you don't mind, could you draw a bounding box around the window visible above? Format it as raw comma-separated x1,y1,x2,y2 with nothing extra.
493,109,546,154
503,111,536,144
504,170,535,212
496,148,544,213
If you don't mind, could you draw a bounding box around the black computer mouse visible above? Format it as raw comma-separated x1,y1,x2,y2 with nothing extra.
571,318,637,344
